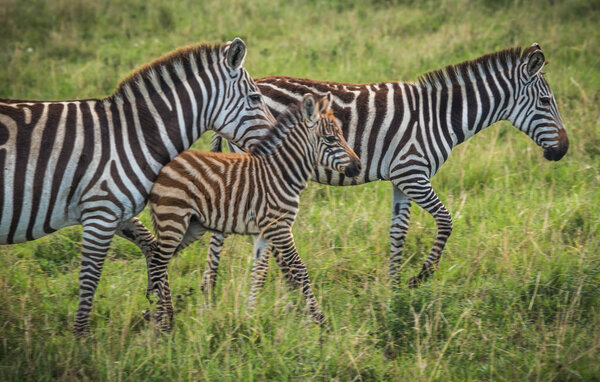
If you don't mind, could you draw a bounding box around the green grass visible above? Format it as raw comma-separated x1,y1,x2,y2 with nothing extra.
1,0,599,380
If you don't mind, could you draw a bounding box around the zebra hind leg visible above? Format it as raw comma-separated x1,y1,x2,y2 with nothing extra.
150,218,206,331
202,233,227,296
273,248,301,289
115,217,158,301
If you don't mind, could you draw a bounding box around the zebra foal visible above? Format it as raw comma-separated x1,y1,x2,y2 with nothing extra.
0,38,275,336
146,93,361,329
207,43,569,289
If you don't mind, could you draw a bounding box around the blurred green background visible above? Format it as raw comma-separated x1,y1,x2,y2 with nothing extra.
0,0,599,380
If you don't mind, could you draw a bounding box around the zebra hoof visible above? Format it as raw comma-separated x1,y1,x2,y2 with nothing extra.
142,309,160,323
313,312,328,328
408,276,421,289
73,327,91,339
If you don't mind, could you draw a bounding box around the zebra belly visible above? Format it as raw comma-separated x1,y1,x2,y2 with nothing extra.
197,209,262,236
0,169,84,244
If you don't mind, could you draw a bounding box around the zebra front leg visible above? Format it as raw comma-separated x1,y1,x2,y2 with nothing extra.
389,187,412,284
247,236,271,312
202,233,228,295
398,178,452,288
269,229,327,326
74,220,119,337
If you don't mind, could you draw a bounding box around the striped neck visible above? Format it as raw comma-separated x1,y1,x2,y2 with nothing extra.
255,109,317,192
416,48,523,147
104,46,227,171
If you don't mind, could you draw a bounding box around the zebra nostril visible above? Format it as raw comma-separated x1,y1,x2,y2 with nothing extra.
344,162,361,177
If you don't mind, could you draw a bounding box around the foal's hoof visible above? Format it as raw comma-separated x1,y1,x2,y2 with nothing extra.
142,309,153,322
73,326,91,339
142,309,162,323
408,276,421,289
313,312,329,329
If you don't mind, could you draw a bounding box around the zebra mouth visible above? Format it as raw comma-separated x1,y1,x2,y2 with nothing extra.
543,146,566,161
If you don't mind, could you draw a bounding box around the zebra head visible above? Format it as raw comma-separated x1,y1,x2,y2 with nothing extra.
303,92,362,177
508,43,569,161
211,38,276,150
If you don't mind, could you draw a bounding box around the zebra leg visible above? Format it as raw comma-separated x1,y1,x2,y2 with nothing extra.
201,233,228,295
389,187,412,284
247,236,271,311
148,246,177,332
115,217,157,299
273,248,301,289
269,229,327,326
74,220,119,337
147,218,194,331
398,178,452,288
115,217,157,259
149,217,206,331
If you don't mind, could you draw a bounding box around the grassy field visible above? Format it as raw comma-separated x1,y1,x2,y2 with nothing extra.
1,0,599,380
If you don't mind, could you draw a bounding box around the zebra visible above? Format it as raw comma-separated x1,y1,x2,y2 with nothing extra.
146,93,361,329
204,43,569,290
0,38,275,337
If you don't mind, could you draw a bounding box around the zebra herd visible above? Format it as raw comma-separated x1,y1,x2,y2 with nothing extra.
0,38,568,337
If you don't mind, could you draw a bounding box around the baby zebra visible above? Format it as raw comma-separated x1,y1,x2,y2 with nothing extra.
147,93,361,329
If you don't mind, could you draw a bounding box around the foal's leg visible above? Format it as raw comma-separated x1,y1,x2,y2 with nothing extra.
202,232,228,295
268,228,326,326
247,236,271,311
148,215,203,331
115,217,158,299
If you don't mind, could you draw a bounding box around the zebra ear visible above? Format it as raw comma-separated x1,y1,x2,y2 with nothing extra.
226,38,247,70
318,92,332,114
302,93,318,125
526,47,545,78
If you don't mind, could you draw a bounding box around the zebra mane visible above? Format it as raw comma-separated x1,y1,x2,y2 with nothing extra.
109,42,226,101
417,46,528,89
249,102,303,157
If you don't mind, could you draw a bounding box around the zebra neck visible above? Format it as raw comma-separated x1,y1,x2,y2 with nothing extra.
264,126,316,193
106,79,210,173
444,74,512,147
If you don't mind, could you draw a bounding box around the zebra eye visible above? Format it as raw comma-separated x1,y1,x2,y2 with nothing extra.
324,135,336,143
540,96,551,106
249,93,261,103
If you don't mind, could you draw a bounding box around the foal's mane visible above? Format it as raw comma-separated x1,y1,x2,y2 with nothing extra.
249,102,303,157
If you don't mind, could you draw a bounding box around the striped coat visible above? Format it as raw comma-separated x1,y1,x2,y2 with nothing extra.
0,38,275,336
204,43,569,290
146,93,361,328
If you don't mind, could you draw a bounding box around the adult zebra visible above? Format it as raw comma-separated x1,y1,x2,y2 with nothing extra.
205,43,569,290
0,38,275,336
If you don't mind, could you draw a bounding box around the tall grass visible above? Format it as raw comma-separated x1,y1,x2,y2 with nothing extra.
1,0,599,380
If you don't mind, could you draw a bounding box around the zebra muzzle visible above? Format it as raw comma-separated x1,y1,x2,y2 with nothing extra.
344,161,362,177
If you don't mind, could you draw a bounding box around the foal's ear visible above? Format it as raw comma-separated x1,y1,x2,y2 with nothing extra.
226,37,247,70
525,43,545,78
302,93,319,125
318,92,333,114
